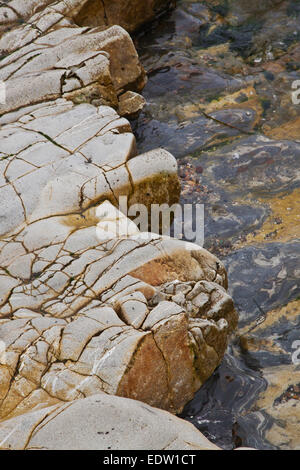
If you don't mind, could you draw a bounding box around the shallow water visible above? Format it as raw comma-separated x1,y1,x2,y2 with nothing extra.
133,0,300,449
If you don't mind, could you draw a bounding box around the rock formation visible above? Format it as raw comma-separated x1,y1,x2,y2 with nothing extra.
0,393,221,450
0,0,175,36
0,0,238,449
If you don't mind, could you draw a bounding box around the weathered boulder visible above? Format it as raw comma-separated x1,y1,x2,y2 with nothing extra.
0,12,146,117
0,0,174,36
0,393,220,450
75,0,176,33
118,91,146,118
0,100,179,235
0,97,237,419
0,0,238,450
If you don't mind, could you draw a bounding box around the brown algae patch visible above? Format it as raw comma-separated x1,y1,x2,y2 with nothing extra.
239,299,300,338
263,117,300,142
174,86,263,126
240,188,300,245
255,365,300,450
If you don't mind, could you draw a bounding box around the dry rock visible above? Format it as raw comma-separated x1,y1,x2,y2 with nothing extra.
0,393,220,450
0,0,238,450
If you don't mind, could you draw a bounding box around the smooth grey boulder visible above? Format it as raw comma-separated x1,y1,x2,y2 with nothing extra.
0,393,220,450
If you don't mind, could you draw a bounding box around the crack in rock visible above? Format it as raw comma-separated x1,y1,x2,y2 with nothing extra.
0,0,239,451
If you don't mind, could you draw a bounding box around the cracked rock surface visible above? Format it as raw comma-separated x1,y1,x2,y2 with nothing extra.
0,393,220,450
0,0,174,36
0,0,238,450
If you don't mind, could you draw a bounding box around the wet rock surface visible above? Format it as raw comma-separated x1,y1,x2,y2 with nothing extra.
0,0,239,451
132,0,300,450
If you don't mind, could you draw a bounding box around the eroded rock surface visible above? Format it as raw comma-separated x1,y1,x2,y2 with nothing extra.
0,393,220,450
0,0,238,450
0,0,175,36
0,2,147,117
74,0,176,33
0,95,238,419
